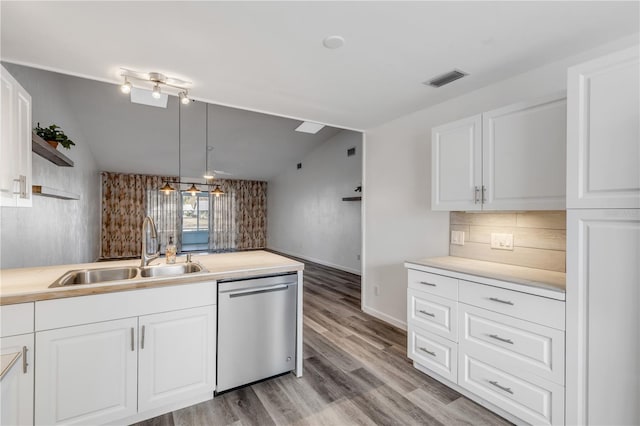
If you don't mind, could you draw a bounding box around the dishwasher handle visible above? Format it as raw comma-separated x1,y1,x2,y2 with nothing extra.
228,284,290,298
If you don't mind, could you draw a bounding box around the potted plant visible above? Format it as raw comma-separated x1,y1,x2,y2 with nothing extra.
34,123,76,150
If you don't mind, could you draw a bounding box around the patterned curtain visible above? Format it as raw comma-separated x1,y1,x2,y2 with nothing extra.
208,179,267,251
100,172,178,259
146,187,182,254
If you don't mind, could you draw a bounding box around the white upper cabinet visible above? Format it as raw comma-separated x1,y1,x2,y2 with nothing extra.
432,93,567,211
567,46,640,209
482,95,567,210
0,65,32,207
432,115,483,211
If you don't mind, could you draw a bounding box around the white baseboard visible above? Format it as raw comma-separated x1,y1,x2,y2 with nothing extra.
362,304,407,331
267,246,361,276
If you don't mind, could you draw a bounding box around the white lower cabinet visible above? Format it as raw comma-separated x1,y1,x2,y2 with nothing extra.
35,318,138,425
459,352,564,426
138,307,216,412
408,326,457,382
34,281,218,425
406,266,566,425
1,333,34,426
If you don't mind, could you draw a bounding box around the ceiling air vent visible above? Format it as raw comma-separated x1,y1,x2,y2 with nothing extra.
425,69,468,88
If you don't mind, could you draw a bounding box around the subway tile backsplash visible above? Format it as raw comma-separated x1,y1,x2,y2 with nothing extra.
449,211,566,272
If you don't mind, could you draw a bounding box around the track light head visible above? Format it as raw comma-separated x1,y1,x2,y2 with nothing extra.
179,91,190,105
120,78,132,94
152,83,162,99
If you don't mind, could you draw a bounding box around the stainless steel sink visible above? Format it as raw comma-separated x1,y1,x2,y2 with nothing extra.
139,262,205,278
49,262,207,288
50,266,139,288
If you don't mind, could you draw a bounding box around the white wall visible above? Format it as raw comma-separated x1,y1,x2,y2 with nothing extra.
0,64,100,268
268,130,362,274
362,34,640,329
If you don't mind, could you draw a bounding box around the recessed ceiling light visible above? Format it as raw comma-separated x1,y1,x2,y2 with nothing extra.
295,121,325,134
323,35,345,49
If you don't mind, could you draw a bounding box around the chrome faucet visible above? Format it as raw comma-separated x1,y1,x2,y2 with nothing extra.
141,216,160,267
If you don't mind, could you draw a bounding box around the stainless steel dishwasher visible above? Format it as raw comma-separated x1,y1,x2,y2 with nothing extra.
216,273,298,393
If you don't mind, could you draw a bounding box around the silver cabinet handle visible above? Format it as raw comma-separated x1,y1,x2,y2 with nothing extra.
419,347,436,357
489,380,513,394
474,186,480,204
12,176,27,198
419,281,436,287
22,346,28,374
418,309,435,317
141,325,146,350
489,334,514,344
130,328,134,351
488,297,514,306
481,185,486,203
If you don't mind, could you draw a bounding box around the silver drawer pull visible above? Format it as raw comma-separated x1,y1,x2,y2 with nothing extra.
489,334,514,344
489,380,514,394
419,281,437,287
419,347,436,357
418,309,435,317
22,346,28,374
130,328,134,352
488,297,514,306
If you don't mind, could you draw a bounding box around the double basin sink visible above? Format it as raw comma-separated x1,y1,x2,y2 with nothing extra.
49,262,207,288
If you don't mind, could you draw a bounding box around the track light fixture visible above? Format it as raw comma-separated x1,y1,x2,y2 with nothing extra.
119,68,192,104
179,91,190,105
151,83,162,99
120,77,132,94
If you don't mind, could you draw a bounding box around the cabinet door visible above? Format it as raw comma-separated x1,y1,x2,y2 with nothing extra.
567,46,640,209
1,66,17,206
0,65,31,208
482,93,566,210
138,306,215,412
1,334,34,426
566,209,640,426
35,318,138,425
15,83,32,207
431,114,482,211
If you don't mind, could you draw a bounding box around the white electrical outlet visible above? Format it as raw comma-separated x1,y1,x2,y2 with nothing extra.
374,285,380,296
451,230,465,246
491,233,514,250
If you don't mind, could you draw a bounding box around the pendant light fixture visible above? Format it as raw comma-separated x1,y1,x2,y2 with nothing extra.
160,180,175,194
186,182,201,195
211,184,224,197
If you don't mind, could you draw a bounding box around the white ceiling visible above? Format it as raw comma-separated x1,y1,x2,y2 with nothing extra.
1,1,638,130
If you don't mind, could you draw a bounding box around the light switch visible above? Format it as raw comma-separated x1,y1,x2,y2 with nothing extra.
451,230,465,246
491,233,514,250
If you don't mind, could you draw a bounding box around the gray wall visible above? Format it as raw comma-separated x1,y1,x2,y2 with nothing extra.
267,130,362,274
1,64,100,268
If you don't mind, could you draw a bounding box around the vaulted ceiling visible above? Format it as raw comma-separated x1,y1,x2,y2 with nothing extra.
2,1,638,131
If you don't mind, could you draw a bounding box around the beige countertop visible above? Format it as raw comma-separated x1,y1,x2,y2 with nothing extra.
0,251,303,305
405,256,565,296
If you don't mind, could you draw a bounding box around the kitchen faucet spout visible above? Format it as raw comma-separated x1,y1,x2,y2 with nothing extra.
141,216,160,267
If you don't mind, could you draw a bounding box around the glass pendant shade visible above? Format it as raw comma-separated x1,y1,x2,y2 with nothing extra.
211,185,225,197
160,181,176,193
187,183,201,194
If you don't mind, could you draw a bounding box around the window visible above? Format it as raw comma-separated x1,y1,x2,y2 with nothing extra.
182,191,209,251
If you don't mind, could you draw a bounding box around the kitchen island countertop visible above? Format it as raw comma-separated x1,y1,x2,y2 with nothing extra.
0,250,303,305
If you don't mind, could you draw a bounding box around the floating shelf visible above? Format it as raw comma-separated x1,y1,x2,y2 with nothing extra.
342,196,362,201
32,132,74,167
32,185,80,200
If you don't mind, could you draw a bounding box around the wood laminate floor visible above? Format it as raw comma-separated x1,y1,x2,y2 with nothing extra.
133,258,512,426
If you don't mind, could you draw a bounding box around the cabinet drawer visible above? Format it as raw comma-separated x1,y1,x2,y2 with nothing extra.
407,288,457,341
408,269,458,300
1,303,34,337
459,303,565,385
408,326,457,382
459,280,565,330
459,352,564,425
